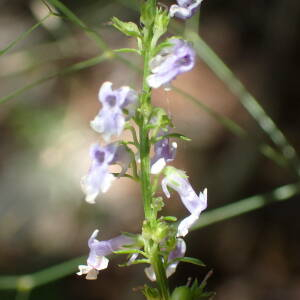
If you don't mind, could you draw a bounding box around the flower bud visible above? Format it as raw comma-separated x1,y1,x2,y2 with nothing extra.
171,286,192,300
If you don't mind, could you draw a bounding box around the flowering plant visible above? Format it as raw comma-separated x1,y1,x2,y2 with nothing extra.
78,1,214,299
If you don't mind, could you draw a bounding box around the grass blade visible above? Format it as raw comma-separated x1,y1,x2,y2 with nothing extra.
0,13,52,56
185,30,300,175
0,53,110,104
192,182,300,231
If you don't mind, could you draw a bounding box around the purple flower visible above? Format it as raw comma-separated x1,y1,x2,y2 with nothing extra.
147,38,196,89
169,0,203,19
90,82,138,141
162,167,207,236
166,238,186,277
77,229,133,280
144,238,186,281
81,143,131,204
151,132,177,174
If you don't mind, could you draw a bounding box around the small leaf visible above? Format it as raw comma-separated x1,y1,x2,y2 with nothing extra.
119,259,150,267
112,17,141,37
175,257,206,267
153,41,172,56
166,133,191,141
114,48,141,55
143,285,160,300
162,216,177,222
152,133,191,144
113,249,147,257
140,0,156,27
152,8,170,47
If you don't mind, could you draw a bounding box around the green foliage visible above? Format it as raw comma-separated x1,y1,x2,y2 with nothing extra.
161,216,177,222
174,257,206,267
111,17,141,38
152,133,192,144
171,276,216,300
152,8,170,47
143,285,161,300
171,286,193,300
153,41,173,56
190,275,216,300
140,0,156,27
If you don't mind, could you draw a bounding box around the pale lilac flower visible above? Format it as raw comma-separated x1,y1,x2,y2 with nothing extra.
166,238,187,277
144,238,186,281
170,0,203,19
90,82,138,141
162,168,207,236
81,143,131,204
151,132,177,174
111,144,132,177
77,229,133,280
147,39,196,89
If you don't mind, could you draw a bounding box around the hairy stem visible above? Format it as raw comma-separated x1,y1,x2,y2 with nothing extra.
151,250,170,300
138,2,170,298
139,46,153,221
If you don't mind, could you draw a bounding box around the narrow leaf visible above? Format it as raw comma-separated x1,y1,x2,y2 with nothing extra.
113,249,147,256
113,48,140,55
0,13,52,56
175,257,206,267
112,17,141,37
119,259,149,267
0,53,108,104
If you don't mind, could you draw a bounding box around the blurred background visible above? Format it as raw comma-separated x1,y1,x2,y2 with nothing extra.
0,0,300,299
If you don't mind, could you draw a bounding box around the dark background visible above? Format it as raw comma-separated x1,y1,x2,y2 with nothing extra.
0,0,300,299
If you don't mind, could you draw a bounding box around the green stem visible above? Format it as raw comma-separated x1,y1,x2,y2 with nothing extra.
151,250,170,300
139,37,153,221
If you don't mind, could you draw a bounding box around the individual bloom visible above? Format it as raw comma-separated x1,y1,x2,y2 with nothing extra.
81,143,117,204
169,0,203,19
77,229,133,280
162,167,207,236
151,132,177,174
91,108,125,142
147,38,196,89
81,143,131,204
166,238,187,277
91,82,138,141
144,239,186,281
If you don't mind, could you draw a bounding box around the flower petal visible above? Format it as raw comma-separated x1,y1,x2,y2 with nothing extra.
144,266,156,282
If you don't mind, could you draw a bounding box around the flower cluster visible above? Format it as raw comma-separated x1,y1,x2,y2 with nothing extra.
78,0,210,297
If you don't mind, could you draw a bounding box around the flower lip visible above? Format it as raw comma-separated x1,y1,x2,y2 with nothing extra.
94,150,105,164
82,143,132,203
106,95,117,107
